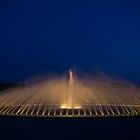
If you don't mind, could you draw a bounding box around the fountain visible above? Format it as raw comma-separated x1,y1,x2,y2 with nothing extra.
0,70,140,117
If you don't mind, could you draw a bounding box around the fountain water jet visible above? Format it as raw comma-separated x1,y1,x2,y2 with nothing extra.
68,70,73,107
61,70,81,109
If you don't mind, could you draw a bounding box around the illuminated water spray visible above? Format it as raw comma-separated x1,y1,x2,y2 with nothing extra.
61,70,81,109
0,70,140,117
67,70,74,107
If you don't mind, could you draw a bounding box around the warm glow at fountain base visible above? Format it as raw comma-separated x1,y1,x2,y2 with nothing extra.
60,104,82,109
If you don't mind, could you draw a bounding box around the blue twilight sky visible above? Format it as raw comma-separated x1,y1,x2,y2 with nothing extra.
0,0,140,83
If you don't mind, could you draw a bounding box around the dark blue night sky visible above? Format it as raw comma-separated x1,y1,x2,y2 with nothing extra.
0,0,140,83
